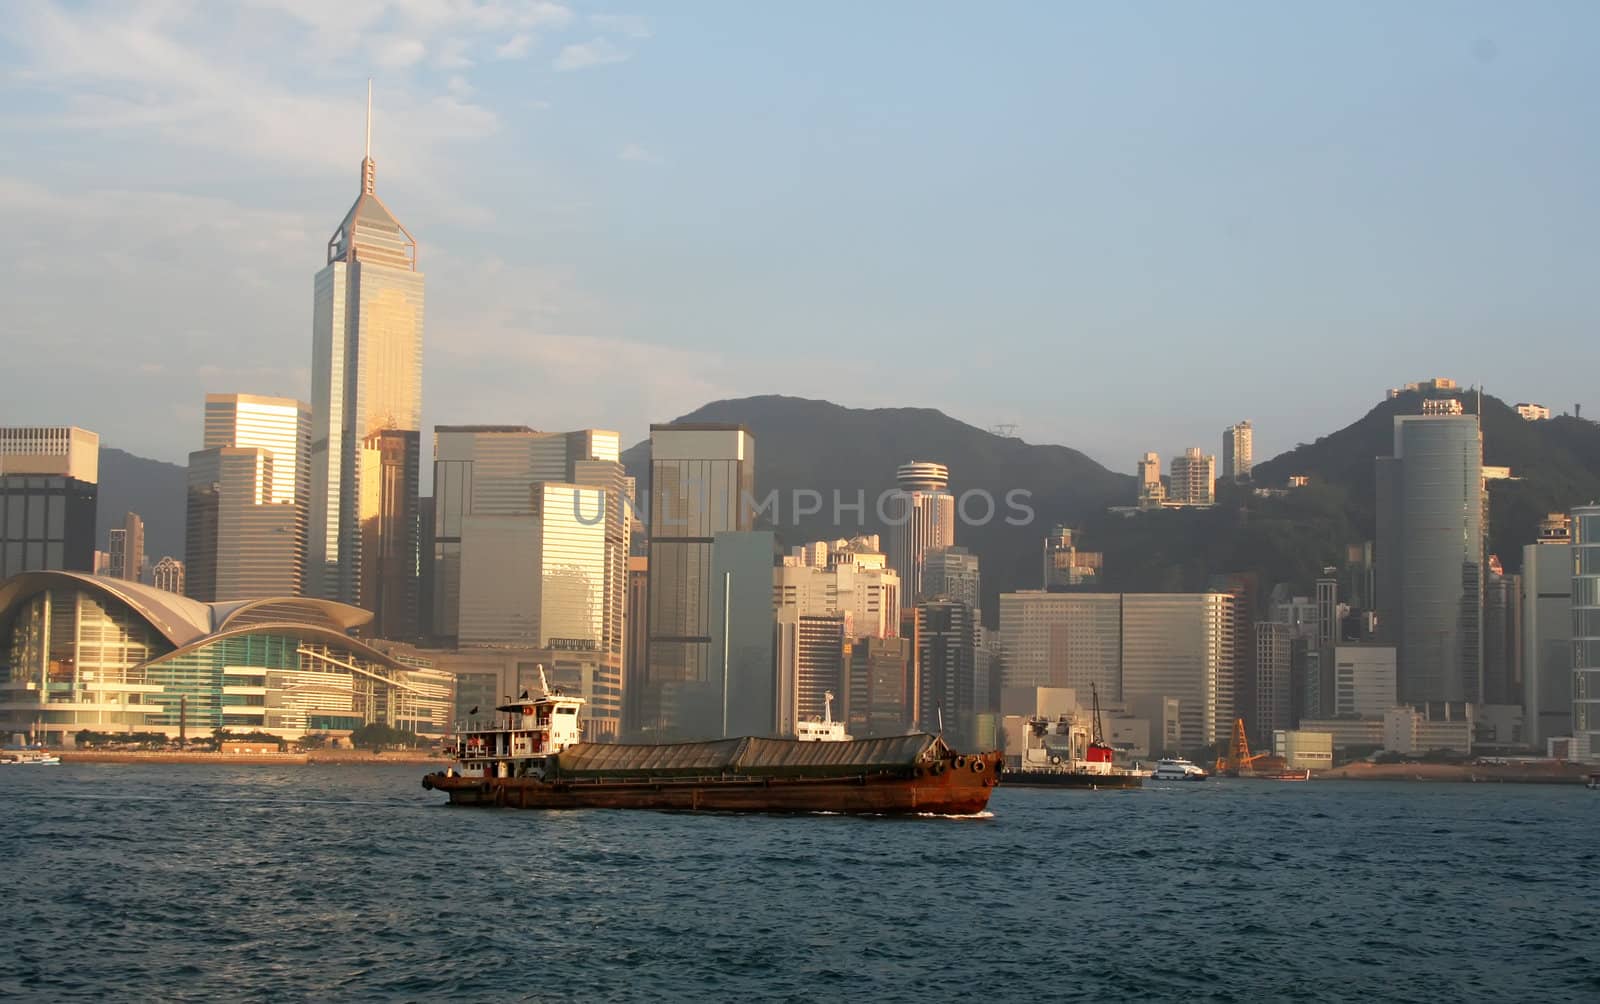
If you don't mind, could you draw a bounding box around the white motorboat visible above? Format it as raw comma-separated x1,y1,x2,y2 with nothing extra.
1150,757,1209,781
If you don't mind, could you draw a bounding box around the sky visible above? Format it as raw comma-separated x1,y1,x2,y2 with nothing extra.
2,1,1597,474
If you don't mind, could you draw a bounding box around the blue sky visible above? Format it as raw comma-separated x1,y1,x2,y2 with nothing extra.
2,1,1596,473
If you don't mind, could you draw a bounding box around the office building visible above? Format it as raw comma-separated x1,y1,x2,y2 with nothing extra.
0,571,451,744
1574,505,1600,762
1331,644,1397,718
1522,523,1573,745
1042,525,1102,590
775,609,847,738
710,531,777,737
0,426,99,576
151,556,185,595
107,511,144,582
998,591,1123,697
1254,622,1293,746
624,555,649,734
922,546,980,612
308,87,424,641
773,560,899,639
1169,448,1216,506
1222,421,1253,482
999,591,1235,752
1315,574,1338,649
845,635,915,738
1483,564,1521,707
916,599,977,747
1272,730,1334,770
185,395,311,603
644,424,755,736
884,461,955,604
1376,412,1484,704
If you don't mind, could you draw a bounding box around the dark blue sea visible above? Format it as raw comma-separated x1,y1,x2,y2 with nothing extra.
2,764,1596,1002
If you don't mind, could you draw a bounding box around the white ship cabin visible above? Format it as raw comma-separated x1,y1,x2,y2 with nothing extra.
795,691,852,742
1020,715,1117,775
446,669,585,779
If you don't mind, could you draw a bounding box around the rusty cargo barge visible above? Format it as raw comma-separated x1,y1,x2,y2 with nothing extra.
421,678,1001,815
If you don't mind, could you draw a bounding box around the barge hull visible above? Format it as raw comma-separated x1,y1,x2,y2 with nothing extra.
424,757,1001,815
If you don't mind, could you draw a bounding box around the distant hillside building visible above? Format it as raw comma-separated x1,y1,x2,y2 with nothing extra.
1168,448,1216,506
0,426,100,576
1376,413,1484,705
1041,525,1102,590
1387,377,1458,399
1222,421,1253,482
1136,452,1165,508
1513,403,1550,422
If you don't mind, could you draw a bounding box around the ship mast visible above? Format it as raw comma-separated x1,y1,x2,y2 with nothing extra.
1091,682,1106,745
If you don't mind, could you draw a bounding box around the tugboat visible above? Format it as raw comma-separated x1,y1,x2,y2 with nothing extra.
1004,685,1142,790
422,670,1001,814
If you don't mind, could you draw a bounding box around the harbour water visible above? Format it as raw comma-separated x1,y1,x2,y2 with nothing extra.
3,764,1596,1002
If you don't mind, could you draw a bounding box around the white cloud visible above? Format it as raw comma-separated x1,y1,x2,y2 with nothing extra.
447,74,475,98
553,37,629,72
619,143,663,165
589,14,650,39
495,32,533,58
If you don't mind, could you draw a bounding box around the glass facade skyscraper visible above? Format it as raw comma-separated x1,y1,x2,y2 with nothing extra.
1572,505,1600,762
885,461,955,605
308,96,424,640
644,424,755,737
1376,413,1484,704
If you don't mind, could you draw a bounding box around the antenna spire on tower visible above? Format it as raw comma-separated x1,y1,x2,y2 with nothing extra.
361,79,376,195
365,78,373,160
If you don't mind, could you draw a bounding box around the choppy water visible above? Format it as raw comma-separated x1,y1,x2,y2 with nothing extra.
2,764,1597,1002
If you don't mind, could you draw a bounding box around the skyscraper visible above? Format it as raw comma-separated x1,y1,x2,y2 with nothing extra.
775,609,847,738
710,531,777,737
923,546,981,613
1041,525,1102,590
0,426,99,575
644,423,755,736
1522,517,1573,746
915,598,977,747
1136,452,1165,508
308,84,424,640
1572,504,1600,762
151,556,186,595
185,396,310,603
884,461,955,605
1376,413,1484,704
1222,421,1253,482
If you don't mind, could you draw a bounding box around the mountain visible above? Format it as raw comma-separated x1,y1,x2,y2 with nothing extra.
97,448,187,570
622,395,1132,614
1252,391,1600,573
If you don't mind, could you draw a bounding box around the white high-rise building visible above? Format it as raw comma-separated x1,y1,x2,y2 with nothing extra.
773,562,900,640
1169,448,1216,506
884,461,955,605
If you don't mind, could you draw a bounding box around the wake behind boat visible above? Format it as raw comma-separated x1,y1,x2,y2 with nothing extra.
422,672,1001,814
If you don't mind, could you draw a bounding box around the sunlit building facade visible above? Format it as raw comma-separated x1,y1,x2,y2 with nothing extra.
1222,421,1253,482
308,97,424,641
187,395,311,603
0,571,452,744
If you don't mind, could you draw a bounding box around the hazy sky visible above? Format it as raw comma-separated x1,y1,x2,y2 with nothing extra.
2,1,1596,473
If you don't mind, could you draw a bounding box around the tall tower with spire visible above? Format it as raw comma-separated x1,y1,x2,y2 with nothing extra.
307,82,424,639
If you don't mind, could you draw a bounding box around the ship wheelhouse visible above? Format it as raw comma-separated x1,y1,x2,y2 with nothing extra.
447,674,585,779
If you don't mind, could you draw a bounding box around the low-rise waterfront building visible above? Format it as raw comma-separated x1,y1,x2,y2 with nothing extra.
1272,729,1334,770
0,571,452,745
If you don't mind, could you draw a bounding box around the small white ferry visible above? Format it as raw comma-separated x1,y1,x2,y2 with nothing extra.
1,746,62,765
796,692,851,742
1150,757,1209,781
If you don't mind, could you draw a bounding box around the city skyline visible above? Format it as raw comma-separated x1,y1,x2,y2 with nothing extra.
4,3,1597,473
